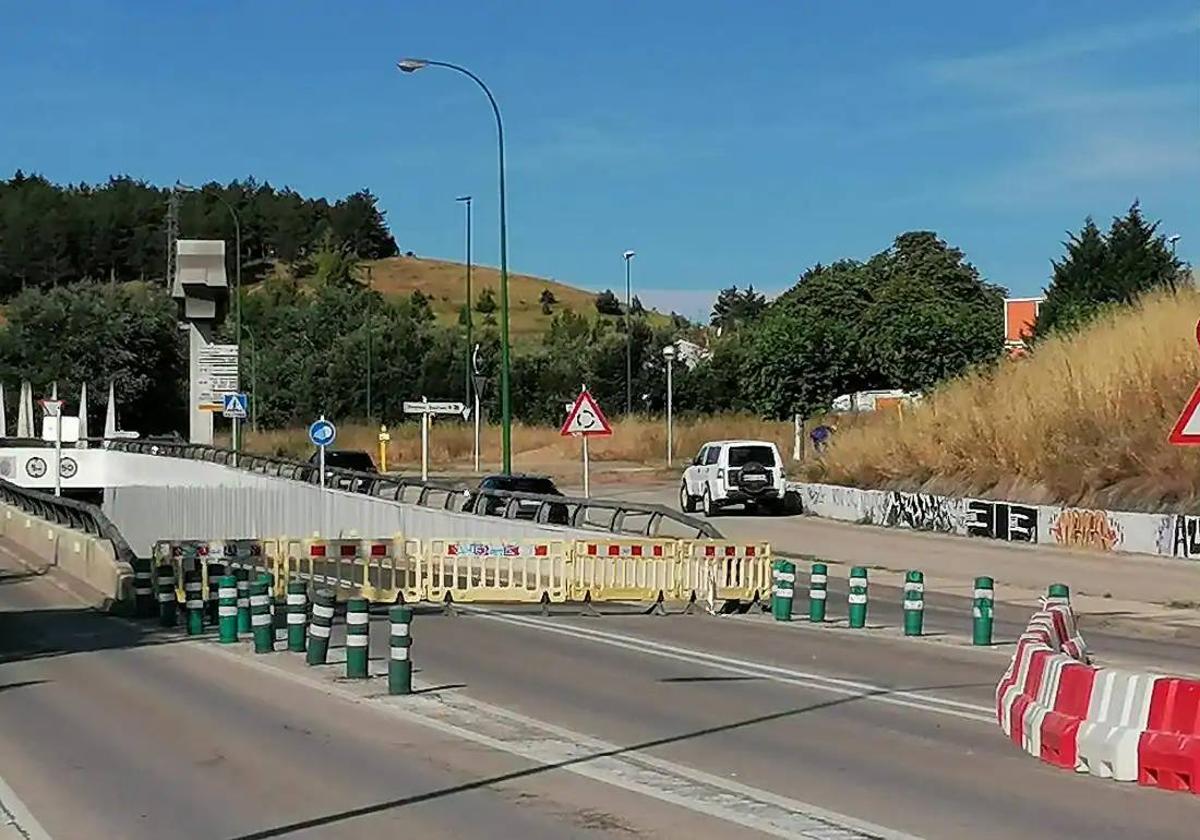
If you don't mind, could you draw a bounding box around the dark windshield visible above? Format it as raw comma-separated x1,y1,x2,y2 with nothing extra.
728,445,776,467
321,450,377,472
483,476,560,495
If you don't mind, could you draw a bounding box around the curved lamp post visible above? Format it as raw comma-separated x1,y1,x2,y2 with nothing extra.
397,58,513,475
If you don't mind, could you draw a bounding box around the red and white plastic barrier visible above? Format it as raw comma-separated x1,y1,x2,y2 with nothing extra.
996,602,1200,794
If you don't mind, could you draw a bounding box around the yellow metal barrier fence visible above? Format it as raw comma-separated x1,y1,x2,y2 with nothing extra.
570,539,679,602
678,541,772,603
426,539,570,603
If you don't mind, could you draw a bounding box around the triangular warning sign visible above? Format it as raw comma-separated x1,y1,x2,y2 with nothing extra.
560,388,613,437
1169,319,1200,446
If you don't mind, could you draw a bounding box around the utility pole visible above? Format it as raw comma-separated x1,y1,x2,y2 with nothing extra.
165,188,180,287
623,250,635,415
457,195,473,405
365,263,374,423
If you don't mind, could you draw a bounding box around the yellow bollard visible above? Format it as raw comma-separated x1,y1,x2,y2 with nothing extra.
378,424,391,472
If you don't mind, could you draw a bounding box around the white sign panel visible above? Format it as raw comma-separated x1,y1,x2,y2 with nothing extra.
197,344,239,409
403,400,467,416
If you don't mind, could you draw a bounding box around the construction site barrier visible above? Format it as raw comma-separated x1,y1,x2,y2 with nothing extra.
426,539,570,603
678,541,772,603
571,539,678,602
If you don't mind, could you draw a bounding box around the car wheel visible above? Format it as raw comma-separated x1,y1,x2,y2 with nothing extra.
679,483,697,513
702,487,719,517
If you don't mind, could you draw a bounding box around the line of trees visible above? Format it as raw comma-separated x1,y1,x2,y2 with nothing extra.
0,173,398,296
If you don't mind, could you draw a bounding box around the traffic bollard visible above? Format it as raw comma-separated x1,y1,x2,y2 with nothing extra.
235,567,251,635
218,575,238,644
974,576,994,606
771,560,795,621
132,558,154,618
250,580,272,653
389,605,413,695
848,567,868,629
155,563,177,627
287,581,307,653
1047,582,1070,605
808,562,828,622
346,597,369,679
903,570,924,636
205,561,223,625
183,570,204,636
306,589,335,666
973,596,994,645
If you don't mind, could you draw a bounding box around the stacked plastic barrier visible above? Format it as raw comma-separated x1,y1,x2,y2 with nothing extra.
996,602,1200,794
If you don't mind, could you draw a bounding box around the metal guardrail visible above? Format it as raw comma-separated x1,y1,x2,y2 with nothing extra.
0,476,138,565
104,439,721,539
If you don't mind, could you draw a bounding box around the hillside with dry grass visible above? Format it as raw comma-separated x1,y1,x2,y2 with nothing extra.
804,287,1200,512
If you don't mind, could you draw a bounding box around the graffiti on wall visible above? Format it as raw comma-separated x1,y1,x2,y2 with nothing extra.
1170,515,1200,559
881,491,959,533
965,500,1038,543
1050,508,1123,551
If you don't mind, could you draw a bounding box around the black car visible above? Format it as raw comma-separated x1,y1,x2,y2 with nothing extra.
463,474,571,525
306,449,378,492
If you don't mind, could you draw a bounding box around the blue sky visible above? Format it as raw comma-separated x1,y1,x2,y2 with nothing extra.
2,1,1197,320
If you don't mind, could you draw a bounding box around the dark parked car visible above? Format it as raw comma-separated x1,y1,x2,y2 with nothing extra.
306,449,378,492
462,473,570,525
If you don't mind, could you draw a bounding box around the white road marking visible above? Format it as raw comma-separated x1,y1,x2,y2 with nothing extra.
463,607,996,724
199,642,924,840
0,774,53,840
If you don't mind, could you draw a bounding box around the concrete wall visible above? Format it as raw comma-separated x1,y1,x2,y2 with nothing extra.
789,481,1195,562
0,447,285,493
105,479,583,556
0,503,132,607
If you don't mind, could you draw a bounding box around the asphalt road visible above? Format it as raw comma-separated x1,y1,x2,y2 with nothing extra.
4,536,1200,839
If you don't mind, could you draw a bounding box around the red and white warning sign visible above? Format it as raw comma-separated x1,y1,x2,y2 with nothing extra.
1169,319,1200,446
560,388,613,437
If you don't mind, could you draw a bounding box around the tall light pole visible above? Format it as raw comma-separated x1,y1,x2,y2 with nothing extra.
662,344,676,467
398,58,513,475
177,182,243,449
1169,234,1181,256
457,195,473,405
623,249,635,415
364,263,374,423
242,325,259,433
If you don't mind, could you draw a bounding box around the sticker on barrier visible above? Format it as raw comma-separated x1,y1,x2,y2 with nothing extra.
570,539,679,602
426,539,569,603
677,541,772,603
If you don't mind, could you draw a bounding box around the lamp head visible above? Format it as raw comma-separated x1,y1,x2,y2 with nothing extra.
397,58,429,73
623,250,636,260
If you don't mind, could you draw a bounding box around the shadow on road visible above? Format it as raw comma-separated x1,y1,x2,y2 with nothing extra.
0,607,193,666
230,678,990,840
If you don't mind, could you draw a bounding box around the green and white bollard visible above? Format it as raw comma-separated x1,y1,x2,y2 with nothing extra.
287,581,307,653
250,580,272,653
973,597,994,645
235,567,251,635
974,576,994,606
155,563,177,627
1047,582,1070,605
133,558,154,618
306,589,335,666
389,605,413,695
771,560,795,621
346,597,369,679
848,566,868,629
808,562,827,622
903,570,924,636
218,575,238,644
205,562,223,625
183,570,204,636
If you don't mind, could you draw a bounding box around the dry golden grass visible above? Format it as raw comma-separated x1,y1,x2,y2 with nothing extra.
806,287,1200,511
244,414,794,478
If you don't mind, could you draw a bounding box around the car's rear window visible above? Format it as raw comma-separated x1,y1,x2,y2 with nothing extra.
484,477,560,495
324,451,377,471
728,445,776,467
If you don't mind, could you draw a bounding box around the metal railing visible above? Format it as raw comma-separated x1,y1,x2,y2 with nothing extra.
104,439,721,539
0,476,138,565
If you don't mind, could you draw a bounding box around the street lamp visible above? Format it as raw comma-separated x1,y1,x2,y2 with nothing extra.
623,249,635,415
242,325,260,433
176,182,243,449
457,195,473,405
662,344,676,467
398,57,514,475
1169,234,1181,256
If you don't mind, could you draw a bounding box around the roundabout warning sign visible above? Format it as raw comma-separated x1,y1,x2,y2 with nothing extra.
560,388,612,437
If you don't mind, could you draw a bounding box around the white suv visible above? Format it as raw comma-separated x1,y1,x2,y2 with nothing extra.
679,440,786,517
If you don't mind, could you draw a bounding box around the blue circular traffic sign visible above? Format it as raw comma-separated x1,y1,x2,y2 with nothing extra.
308,418,337,448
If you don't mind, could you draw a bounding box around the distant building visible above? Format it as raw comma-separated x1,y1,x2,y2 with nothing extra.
1004,297,1043,357
672,339,711,370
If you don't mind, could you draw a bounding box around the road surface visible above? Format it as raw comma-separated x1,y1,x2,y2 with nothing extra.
2,537,1198,839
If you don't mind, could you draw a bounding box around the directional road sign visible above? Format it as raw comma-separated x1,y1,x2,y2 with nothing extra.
403,400,471,419
222,392,249,420
561,389,612,437
308,417,337,448
1170,319,1200,446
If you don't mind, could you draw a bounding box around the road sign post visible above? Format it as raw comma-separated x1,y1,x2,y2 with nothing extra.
223,393,248,465
560,386,613,497
308,416,337,490
403,399,470,482
1170,320,1200,445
